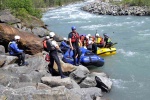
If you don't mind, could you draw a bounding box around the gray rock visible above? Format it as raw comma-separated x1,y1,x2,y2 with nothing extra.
32,27,49,37
71,87,102,100
0,73,19,87
0,10,21,24
91,72,112,91
0,45,5,54
69,65,90,83
41,76,74,89
79,74,97,88
0,55,18,67
19,71,45,83
0,86,81,100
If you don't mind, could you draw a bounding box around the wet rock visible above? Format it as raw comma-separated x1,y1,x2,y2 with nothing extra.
92,72,112,92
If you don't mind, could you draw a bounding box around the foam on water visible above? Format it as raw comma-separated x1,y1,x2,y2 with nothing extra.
117,49,138,57
111,79,127,89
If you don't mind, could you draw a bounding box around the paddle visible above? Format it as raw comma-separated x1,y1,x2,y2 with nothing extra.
111,42,117,47
109,42,117,49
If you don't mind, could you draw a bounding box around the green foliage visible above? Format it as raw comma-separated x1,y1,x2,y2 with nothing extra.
122,0,150,6
1,0,42,18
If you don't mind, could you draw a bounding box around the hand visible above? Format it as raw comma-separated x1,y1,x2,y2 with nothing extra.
71,46,73,50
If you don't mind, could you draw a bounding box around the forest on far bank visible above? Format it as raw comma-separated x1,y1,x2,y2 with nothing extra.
0,0,83,18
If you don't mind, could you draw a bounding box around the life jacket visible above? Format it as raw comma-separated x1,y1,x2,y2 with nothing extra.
8,42,12,52
45,53,50,62
95,36,104,44
80,35,85,42
71,32,80,42
46,40,56,51
43,40,47,49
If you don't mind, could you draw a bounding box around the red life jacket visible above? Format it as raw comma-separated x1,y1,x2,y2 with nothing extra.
43,40,47,49
71,32,80,42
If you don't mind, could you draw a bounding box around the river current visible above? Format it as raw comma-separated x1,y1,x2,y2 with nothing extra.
42,0,150,100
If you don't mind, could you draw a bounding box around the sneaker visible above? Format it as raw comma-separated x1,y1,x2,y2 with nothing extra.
74,63,79,66
21,62,29,66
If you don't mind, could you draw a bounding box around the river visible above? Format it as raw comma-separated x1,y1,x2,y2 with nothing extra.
42,0,150,100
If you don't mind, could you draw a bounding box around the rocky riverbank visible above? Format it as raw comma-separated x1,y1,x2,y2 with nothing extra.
0,45,112,100
81,1,150,16
0,9,113,100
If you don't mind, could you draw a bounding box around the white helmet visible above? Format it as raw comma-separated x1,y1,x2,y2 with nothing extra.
86,35,89,39
63,37,67,41
45,36,50,39
14,35,20,40
95,33,99,37
49,32,55,37
87,34,91,37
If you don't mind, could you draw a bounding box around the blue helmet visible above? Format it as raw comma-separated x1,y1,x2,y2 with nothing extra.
103,33,108,37
71,26,76,30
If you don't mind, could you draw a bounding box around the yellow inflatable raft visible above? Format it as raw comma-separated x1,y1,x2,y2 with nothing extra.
97,47,116,56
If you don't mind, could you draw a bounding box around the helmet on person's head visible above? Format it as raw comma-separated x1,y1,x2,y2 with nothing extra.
14,35,20,40
95,33,99,37
71,26,76,30
87,34,91,37
45,36,50,39
63,37,67,41
49,32,55,38
86,35,89,39
103,33,108,37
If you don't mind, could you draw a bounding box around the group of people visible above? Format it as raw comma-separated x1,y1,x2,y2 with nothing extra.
8,26,113,79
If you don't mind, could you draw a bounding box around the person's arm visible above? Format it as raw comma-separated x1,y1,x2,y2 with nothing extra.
68,33,73,50
79,39,82,47
62,41,70,48
52,41,63,53
12,42,23,53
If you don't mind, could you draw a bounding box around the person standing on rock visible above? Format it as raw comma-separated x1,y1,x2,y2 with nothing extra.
8,35,28,66
46,32,67,78
68,26,82,66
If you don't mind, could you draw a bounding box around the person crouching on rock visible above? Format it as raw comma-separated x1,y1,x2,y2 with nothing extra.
46,32,67,79
8,35,29,66
59,37,70,54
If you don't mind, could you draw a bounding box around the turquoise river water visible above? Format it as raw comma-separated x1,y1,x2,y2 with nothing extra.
42,0,150,100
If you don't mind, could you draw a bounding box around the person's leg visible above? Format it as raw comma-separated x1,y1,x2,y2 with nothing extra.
48,53,55,76
92,43,97,54
13,53,22,66
51,52,66,78
73,49,78,66
76,47,81,65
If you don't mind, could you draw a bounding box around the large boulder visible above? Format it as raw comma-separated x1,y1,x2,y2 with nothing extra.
0,55,18,67
54,60,77,73
0,86,81,100
69,65,90,83
0,23,43,55
41,76,74,89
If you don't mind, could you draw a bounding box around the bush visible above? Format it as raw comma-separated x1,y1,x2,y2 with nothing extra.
1,0,42,18
122,0,150,6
